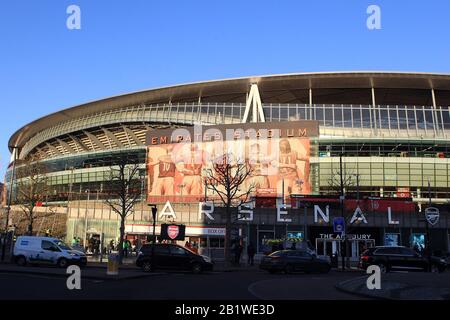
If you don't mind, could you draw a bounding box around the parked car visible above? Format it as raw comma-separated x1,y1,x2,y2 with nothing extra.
13,236,87,268
136,243,214,273
259,250,331,274
359,246,447,273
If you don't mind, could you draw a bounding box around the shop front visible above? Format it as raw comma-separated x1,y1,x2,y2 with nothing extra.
309,226,380,261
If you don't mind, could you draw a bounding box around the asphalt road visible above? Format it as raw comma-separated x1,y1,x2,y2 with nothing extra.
0,270,367,300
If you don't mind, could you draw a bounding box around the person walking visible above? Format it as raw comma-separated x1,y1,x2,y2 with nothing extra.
247,242,256,266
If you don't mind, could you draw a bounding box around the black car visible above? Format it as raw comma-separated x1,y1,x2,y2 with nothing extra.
259,250,331,274
136,244,214,273
359,246,447,273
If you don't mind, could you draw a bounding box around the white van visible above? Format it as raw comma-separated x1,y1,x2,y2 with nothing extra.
13,236,87,268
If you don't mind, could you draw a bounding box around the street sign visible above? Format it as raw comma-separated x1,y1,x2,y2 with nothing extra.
333,217,345,234
425,207,440,226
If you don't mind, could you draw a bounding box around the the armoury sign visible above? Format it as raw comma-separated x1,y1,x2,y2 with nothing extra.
156,200,405,225
146,121,318,203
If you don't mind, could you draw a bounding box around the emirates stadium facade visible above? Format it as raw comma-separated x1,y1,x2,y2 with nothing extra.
5,71,450,259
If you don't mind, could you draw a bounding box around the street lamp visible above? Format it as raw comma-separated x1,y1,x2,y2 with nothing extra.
84,189,90,249
148,204,158,271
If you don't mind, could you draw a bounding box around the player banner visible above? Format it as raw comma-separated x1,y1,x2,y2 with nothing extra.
146,121,318,203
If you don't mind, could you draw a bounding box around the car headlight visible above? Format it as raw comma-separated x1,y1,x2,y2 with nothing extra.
441,259,446,263
70,253,79,257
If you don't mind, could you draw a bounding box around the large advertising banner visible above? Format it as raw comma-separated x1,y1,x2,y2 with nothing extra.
146,121,318,203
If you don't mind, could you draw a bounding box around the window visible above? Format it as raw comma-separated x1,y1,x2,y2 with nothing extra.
170,246,187,256
41,240,59,251
375,247,399,255
399,247,415,256
290,251,311,258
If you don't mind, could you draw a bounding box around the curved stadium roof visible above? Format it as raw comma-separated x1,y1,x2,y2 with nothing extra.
9,71,450,152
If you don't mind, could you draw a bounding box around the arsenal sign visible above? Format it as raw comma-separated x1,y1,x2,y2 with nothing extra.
160,224,186,241
425,207,440,226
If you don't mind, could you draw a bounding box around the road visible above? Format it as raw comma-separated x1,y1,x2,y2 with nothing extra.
0,270,366,300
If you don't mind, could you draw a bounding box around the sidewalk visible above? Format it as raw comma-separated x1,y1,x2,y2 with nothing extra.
336,272,450,300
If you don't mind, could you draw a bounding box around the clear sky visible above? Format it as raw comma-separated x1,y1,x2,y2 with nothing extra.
1,0,449,179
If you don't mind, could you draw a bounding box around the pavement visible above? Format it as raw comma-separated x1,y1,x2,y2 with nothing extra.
0,269,364,300
336,271,450,300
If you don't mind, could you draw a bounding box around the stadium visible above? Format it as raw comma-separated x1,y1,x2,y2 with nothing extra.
5,71,450,260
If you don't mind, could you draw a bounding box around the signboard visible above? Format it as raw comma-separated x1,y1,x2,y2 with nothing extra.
396,187,411,198
425,207,440,226
160,224,186,241
146,121,317,203
333,217,345,234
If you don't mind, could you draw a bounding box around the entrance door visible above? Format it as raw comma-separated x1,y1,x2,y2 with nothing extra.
315,239,340,258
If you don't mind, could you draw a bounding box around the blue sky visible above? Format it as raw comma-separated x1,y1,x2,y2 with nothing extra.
0,0,449,179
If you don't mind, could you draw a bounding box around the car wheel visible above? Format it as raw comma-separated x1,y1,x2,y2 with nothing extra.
16,256,26,266
57,258,68,268
284,264,294,274
377,263,387,274
192,263,202,274
142,261,152,272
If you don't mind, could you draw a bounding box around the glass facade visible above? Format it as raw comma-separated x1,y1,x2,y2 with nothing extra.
6,102,450,204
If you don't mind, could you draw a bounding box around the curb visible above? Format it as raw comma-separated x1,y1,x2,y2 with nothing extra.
334,276,391,300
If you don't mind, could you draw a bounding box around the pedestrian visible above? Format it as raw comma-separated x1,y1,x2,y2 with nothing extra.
123,240,129,258
71,237,77,247
185,241,192,250
192,242,199,254
109,239,115,254
247,242,255,266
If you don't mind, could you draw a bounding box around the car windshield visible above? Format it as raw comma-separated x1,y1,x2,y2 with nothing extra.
269,251,283,257
53,240,72,250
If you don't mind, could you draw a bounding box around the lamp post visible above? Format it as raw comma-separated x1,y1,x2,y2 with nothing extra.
148,204,158,271
425,179,432,272
339,153,346,271
84,189,90,249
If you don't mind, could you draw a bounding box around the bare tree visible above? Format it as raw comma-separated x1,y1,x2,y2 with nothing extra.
104,156,142,263
327,168,356,195
204,154,255,267
15,159,49,235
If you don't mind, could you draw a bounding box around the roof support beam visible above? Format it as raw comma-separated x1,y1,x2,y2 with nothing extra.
83,130,107,149
56,138,76,154
123,126,144,146
102,128,124,148
242,83,265,123
45,142,63,156
68,134,89,152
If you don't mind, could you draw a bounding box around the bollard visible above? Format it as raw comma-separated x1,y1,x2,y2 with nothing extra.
107,253,119,275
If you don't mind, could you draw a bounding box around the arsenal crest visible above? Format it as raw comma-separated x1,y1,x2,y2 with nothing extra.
425,207,440,226
160,224,186,240
167,225,180,240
